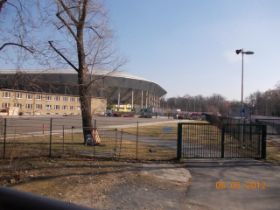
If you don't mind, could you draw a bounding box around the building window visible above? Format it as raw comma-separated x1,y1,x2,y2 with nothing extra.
46,105,52,110
62,105,67,110
26,104,33,109
14,103,22,108
54,105,60,110
70,97,75,102
35,104,42,109
54,96,60,101
63,96,68,102
2,103,10,108
70,106,74,110
16,92,22,99
77,106,80,111
2,92,11,98
26,94,33,100
35,94,42,100
46,95,52,101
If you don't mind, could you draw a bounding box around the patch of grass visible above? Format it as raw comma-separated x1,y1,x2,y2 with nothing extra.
267,147,280,164
121,120,207,139
1,128,176,161
266,140,280,164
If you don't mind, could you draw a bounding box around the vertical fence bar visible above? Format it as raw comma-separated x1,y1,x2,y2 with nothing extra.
3,118,7,159
114,128,118,158
261,125,267,159
62,125,65,154
177,123,182,160
49,118,53,158
221,125,225,158
71,126,74,143
136,121,139,160
119,129,123,159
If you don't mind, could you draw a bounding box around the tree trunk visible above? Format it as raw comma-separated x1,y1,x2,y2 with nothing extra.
78,71,94,145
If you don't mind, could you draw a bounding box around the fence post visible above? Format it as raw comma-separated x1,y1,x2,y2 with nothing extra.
136,121,139,160
113,128,118,158
221,125,225,158
177,123,182,160
62,125,65,154
119,129,123,159
71,126,74,143
49,118,53,158
3,118,7,159
261,125,267,159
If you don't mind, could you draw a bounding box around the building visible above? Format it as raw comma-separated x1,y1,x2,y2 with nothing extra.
0,89,106,116
0,69,167,115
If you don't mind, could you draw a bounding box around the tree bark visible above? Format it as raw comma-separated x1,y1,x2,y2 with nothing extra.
78,72,93,144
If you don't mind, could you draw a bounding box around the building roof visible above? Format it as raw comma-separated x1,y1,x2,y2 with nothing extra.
0,69,167,96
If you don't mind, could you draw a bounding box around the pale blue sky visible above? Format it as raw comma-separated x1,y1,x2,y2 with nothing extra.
104,0,280,100
1,0,280,100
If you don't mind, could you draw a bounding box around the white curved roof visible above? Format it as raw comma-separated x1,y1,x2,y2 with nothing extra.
0,69,167,96
0,69,152,82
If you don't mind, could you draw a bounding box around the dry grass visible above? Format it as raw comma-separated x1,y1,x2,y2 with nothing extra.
121,120,206,139
1,126,176,161
267,138,280,164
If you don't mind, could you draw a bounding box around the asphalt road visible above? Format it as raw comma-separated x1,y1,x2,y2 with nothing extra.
183,159,280,210
1,115,182,135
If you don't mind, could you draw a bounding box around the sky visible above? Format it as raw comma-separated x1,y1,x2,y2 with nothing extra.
103,0,280,100
1,0,280,101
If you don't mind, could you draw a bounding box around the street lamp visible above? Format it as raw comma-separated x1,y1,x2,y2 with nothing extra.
235,49,254,118
236,49,254,146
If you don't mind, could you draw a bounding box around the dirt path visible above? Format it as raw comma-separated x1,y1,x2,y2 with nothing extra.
1,158,195,210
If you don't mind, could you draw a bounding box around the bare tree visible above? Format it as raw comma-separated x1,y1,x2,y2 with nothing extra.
45,0,123,144
1,0,123,144
0,0,35,55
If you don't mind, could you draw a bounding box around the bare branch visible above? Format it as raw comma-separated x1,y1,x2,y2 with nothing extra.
86,26,103,39
86,63,124,89
57,0,79,25
0,0,7,12
56,11,78,42
79,0,88,25
0,42,34,53
48,41,79,72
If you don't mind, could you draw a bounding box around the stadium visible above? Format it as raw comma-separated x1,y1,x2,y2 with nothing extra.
0,69,167,116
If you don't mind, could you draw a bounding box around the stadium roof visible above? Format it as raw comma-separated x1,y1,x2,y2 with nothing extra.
0,69,167,96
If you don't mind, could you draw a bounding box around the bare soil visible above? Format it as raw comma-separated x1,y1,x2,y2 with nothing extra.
0,158,201,210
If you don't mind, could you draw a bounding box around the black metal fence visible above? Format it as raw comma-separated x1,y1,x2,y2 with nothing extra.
255,118,280,136
205,113,280,136
177,123,266,159
0,116,177,161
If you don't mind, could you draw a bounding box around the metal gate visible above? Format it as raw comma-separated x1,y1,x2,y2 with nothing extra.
177,123,266,159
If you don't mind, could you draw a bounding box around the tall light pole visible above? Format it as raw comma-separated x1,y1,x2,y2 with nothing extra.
236,49,254,146
235,49,254,118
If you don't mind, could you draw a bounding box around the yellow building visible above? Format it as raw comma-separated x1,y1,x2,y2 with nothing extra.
0,89,106,116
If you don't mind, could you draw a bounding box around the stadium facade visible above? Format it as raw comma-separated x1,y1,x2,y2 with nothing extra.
0,69,167,116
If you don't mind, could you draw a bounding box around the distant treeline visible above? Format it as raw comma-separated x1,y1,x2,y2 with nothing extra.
161,84,280,117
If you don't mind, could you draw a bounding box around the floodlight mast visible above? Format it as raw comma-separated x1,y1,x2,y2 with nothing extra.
235,49,254,116
235,48,254,145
